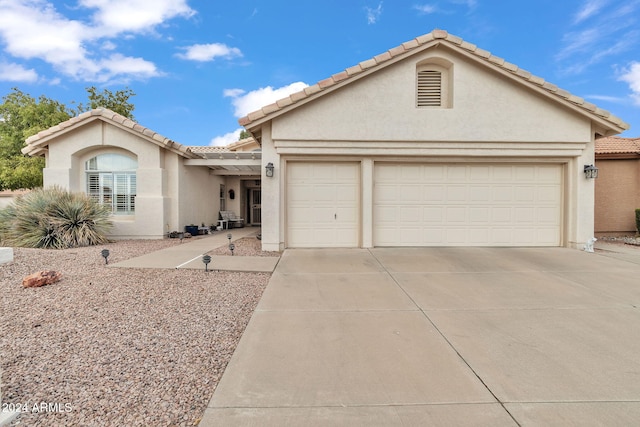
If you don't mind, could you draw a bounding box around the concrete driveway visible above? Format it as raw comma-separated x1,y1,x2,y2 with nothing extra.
201,246,640,426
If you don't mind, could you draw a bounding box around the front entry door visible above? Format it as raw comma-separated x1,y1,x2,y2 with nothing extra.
250,189,261,225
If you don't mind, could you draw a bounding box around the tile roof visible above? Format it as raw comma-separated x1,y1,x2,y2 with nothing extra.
238,29,629,134
595,136,640,155
188,145,230,154
188,137,259,154
22,108,199,158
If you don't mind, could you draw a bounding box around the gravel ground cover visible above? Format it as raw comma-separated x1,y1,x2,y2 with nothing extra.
0,237,272,426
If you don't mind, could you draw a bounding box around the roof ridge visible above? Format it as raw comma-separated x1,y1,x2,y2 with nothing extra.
238,29,628,132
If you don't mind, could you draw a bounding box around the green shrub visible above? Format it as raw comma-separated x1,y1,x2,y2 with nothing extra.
0,186,112,249
636,209,640,234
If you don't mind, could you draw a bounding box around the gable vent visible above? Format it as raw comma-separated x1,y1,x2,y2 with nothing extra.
417,70,442,107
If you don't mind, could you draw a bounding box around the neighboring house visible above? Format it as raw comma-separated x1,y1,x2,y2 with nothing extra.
23,29,629,249
594,136,640,235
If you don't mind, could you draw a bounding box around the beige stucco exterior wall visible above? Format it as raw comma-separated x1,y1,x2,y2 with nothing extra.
258,46,599,250
595,158,640,234
41,120,216,239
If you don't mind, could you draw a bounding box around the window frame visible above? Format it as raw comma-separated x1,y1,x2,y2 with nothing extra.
85,153,137,215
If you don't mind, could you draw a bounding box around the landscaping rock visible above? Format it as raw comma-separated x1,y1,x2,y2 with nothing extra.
22,270,63,288
0,247,13,265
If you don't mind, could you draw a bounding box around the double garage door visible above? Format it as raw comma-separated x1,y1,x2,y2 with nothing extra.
287,162,562,248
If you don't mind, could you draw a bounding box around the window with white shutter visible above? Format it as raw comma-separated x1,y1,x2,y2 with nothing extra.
85,154,137,215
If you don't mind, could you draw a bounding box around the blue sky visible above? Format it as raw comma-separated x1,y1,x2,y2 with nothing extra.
0,0,639,147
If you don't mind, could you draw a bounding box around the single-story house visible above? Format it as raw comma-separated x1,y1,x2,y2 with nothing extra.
594,136,640,235
22,110,262,239
23,29,629,250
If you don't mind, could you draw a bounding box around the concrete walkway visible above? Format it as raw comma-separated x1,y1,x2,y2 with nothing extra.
201,244,640,426
110,227,279,273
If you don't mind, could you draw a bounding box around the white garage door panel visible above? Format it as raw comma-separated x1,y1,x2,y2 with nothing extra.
287,162,359,248
374,164,562,247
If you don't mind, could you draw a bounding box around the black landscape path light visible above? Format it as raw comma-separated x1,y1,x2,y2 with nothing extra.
202,255,212,272
227,233,232,244
229,243,235,256
101,249,110,265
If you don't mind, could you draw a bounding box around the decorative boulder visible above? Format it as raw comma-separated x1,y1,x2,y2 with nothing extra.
22,270,63,288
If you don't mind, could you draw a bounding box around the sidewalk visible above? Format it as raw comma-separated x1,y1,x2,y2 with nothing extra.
109,227,280,273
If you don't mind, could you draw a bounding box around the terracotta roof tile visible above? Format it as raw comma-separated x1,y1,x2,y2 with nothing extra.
23,108,197,158
374,51,392,63
388,45,407,57
276,97,294,108
188,145,229,153
238,29,629,133
318,77,334,89
345,64,362,76
402,39,420,50
460,41,477,52
360,58,377,69
595,136,640,154
332,70,350,82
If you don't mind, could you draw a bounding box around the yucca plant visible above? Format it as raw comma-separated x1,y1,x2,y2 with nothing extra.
0,186,112,249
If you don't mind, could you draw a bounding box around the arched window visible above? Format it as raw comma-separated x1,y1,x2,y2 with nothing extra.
85,153,137,214
416,58,453,108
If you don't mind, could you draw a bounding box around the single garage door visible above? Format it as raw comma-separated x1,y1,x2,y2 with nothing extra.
374,164,562,247
287,162,360,247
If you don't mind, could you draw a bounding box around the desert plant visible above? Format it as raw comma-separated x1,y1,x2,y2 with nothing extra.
636,209,640,234
0,186,112,249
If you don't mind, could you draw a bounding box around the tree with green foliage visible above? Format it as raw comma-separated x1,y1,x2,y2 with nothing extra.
239,129,251,139
76,86,136,120
0,86,136,190
0,88,72,190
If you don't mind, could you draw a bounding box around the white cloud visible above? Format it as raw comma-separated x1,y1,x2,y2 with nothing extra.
101,41,117,50
557,2,640,75
0,62,38,82
176,43,242,62
79,0,195,36
365,2,383,24
96,54,161,82
0,0,89,63
584,94,627,103
574,0,607,24
224,82,309,118
448,0,477,8
619,62,640,105
209,128,243,147
413,4,438,14
0,0,194,83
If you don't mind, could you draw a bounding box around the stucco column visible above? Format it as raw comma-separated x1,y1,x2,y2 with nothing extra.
260,124,282,251
361,158,374,247
570,150,596,249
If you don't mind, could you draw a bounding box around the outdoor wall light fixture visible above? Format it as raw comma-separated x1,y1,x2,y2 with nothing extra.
101,249,110,265
229,243,235,256
202,255,212,272
265,162,274,178
584,164,598,179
